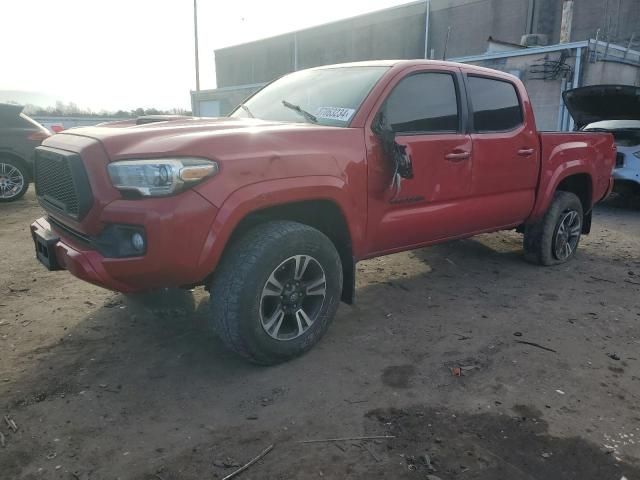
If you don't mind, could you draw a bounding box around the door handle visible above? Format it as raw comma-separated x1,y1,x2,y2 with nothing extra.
445,151,471,161
518,147,535,157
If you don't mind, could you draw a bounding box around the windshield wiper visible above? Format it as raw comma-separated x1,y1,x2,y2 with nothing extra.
239,103,254,118
282,100,317,124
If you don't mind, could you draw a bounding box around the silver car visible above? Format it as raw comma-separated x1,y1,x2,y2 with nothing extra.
582,120,640,196
564,85,640,196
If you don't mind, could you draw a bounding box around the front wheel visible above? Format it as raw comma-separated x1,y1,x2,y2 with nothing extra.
209,221,343,365
523,191,584,266
0,158,29,202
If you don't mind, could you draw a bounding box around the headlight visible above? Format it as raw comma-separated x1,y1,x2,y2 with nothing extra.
107,158,218,197
633,151,640,159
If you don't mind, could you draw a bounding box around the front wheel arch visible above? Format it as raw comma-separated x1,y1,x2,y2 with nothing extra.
208,220,343,364
206,198,356,304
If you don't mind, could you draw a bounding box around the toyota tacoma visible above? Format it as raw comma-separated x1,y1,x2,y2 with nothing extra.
30,60,616,364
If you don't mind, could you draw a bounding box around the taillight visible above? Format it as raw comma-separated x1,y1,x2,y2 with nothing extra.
28,130,50,142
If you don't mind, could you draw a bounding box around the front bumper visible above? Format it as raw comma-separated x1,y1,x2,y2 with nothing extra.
31,190,219,293
31,217,136,292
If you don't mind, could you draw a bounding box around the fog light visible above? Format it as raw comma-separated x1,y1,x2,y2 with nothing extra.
131,232,145,252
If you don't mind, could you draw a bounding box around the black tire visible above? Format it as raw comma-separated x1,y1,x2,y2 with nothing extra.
209,221,343,365
523,191,584,266
0,157,29,202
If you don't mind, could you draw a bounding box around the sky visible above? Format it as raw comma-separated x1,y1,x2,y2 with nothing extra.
0,0,411,112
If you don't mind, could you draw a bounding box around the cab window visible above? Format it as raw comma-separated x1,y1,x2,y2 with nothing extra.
382,72,459,134
468,76,523,132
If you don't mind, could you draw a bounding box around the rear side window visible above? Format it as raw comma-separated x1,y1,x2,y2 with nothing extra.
383,72,459,134
468,76,523,132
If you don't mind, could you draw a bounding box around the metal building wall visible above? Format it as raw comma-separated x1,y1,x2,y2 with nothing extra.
214,2,428,88
214,0,639,89
428,0,531,59
571,0,640,45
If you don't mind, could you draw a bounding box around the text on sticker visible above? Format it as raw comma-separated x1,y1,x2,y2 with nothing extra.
315,107,355,122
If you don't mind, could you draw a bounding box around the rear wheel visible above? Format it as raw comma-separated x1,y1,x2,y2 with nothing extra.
523,191,584,266
0,158,29,202
209,221,343,365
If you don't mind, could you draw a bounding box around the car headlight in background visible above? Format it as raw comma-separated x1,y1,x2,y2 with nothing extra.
107,158,218,197
633,151,640,159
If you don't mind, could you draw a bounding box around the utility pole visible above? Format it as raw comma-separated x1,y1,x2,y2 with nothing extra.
423,0,431,59
193,0,200,91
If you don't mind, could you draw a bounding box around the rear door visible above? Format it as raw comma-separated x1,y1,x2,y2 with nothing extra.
464,74,540,231
366,66,475,254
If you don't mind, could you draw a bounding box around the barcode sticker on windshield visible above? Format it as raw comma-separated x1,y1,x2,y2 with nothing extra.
315,107,355,122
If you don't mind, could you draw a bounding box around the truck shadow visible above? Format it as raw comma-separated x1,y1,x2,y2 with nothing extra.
3,227,639,477
358,404,640,480
4,229,617,409
602,193,640,211
4,234,523,413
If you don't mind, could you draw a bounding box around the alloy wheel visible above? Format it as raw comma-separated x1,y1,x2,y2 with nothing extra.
553,209,581,261
260,254,327,341
0,162,25,200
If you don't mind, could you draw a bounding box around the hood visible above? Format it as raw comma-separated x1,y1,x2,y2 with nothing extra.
56,116,341,160
563,85,640,129
0,103,24,122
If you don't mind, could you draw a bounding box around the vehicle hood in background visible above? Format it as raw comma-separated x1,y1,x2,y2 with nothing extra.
563,85,640,129
0,103,24,122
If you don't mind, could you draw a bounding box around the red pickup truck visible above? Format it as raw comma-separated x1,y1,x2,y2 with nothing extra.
31,60,615,364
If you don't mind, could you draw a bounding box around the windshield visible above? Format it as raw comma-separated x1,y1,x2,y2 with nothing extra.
230,66,389,127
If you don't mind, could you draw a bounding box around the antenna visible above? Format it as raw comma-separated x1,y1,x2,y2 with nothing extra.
442,26,452,60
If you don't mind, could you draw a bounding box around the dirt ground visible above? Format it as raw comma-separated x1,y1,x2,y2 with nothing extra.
1,190,639,480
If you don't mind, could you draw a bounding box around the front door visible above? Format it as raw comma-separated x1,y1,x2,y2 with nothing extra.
366,67,475,255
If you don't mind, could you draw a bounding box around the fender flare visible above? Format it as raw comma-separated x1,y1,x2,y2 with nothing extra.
528,160,595,223
194,176,363,281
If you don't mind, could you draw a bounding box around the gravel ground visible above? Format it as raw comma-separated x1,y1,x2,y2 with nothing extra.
1,190,639,479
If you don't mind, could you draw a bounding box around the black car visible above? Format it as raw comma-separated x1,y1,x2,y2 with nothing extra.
0,103,50,201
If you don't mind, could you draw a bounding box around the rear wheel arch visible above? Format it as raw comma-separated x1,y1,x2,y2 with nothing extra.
556,173,592,212
556,173,593,234
523,190,584,266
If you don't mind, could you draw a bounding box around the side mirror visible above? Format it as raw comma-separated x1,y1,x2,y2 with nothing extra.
373,111,413,182
372,111,385,136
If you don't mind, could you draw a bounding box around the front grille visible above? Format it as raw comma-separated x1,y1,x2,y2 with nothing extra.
36,152,79,214
615,152,625,168
34,147,93,219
